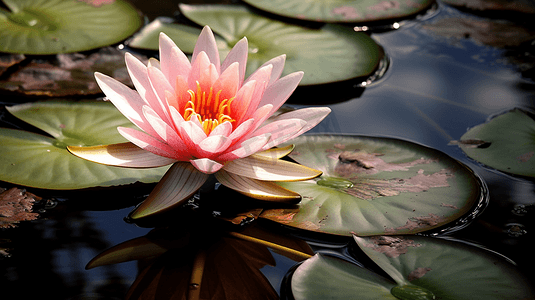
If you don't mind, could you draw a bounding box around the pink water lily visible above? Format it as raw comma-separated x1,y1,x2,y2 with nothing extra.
68,26,330,218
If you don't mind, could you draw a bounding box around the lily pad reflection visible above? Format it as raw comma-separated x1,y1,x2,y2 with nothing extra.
289,235,535,300
0,100,168,189
261,135,486,236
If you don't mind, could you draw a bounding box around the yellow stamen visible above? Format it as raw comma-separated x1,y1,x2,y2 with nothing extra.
183,81,235,135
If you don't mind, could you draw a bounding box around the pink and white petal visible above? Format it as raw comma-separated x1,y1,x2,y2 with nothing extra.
242,64,272,117
215,170,301,203
190,158,224,174
263,107,332,145
68,142,176,168
231,80,256,125
221,37,248,85
198,63,218,92
209,120,232,137
198,135,232,158
118,127,188,160
216,133,271,162
147,58,161,70
212,62,240,102
124,54,168,123
258,71,304,116
171,75,190,113
143,106,190,156
222,155,322,181
227,118,255,143
192,26,220,74
130,162,209,219
178,121,207,156
94,72,158,137
169,106,185,131
147,66,175,123
188,51,211,90
248,118,306,150
159,33,191,88
246,54,286,86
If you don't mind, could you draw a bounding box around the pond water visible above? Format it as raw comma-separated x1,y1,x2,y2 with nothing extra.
1,0,534,299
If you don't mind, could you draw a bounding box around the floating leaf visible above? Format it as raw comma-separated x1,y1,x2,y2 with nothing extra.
261,135,486,236
242,0,434,23
440,0,535,14
0,187,41,228
0,100,168,189
0,47,146,97
457,109,535,177
127,17,228,52
0,0,142,54
290,236,535,300
179,4,383,85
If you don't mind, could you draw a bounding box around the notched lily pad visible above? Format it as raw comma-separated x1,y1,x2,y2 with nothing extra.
242,0,435,23
179,4,383,86
290,235,535,300
0,47,146,97
0,0,142,54
456,108,535,177
260,135,486,236
0,100,168,189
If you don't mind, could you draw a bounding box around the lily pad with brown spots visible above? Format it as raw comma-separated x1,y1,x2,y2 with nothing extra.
260,135,486,236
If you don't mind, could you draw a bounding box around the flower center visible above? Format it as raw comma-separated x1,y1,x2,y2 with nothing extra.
183,81,235,135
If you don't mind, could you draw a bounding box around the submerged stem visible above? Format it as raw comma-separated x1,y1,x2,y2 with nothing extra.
227,231,312,261
187,249,207,300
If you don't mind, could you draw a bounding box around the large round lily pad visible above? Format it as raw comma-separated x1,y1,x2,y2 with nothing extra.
179,4,383,86
0,0,142,54
260,135,486,236
456,108,535,177
242,0,435,23
290,236,534,299
0,100,168,189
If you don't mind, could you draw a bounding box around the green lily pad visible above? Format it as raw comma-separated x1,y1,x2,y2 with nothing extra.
290,236,534,300
128,18,228,53
242,0,435,23
0,100,168,189
179,4,383,86
0,0,142,54
260,135,486,236
455,109,535,177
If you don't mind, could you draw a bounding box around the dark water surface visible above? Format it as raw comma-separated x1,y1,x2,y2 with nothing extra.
1,0,535,299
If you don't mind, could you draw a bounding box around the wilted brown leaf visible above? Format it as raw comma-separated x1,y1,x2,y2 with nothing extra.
0,53,25,76
0,47,147,97
0,187,41,228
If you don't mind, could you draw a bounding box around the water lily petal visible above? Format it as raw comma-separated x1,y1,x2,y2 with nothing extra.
147,65,174,123
243,64,272,117
198,135,232,157
94,72,157,137
223,155,322,181
209,120,232,137
142,106,189,156
246,54,286,86
213,62,240,104
190,158,224,174
147,57,161,69
255,144,295,160
231,80,257,125
192,26,220,74
262,107,332,148
217,133,271,162
130,162,209,219
215,170,301,203
118,127,185,160
188,51,212,91
250,118,306,150
227,118,255,144
68,142,176,168
221,37,248,85
159,32,191,90
124,53,168,122
259,71,304,116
